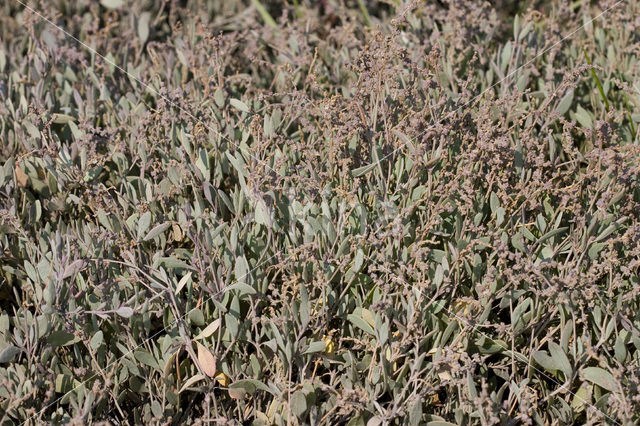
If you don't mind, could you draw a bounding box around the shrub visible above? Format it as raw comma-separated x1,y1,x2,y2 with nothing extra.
1,0,639,424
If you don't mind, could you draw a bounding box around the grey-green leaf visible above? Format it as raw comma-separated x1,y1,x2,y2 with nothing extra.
548,342,572,378
347,313,375,335
47,331,80,347
555,89,574,115
351,162,377,177
143,222,171,241
303,341,327,354
0,345,21,363
230,98,250,113
100,0,124,9
229,379,276,396
116,306,134,318
582,367,618,392
138,12,151,44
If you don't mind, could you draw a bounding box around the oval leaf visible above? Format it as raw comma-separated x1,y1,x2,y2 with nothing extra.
100,0,124,9
230,98,250,113
116,306,134,318
0,345,21,363
582,367,618,392
138,12,151,44
47,331,80,347
196,342,217,377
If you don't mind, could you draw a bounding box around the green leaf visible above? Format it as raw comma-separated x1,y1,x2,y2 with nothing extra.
356,0,372,26
234,255,250,281
229,379,276,396
303,341,327,354
195,319,221,340
571,383,592,412
575,106,593,128
536,227,567,245
189,308,205,326
52,113,76,124
97,209,113,232
500,41,512,72
489,192,499,213
176,271,192,294
47,331,80,347
143,222,171,241
351,162,377,177
583,49,610,110
0,345,21,363
254,199,272,228
55,374,80,394
393,129,416,155
548,342,572,378
137,211,152,240
496,207,505,226
555,89,574,115
116,306,134,318
353,249,364,272
195,148,210,181
156,256,193,270
532,350,556,372
138,12,151,44
179,373,206,393
224,282,257,296
135,349,159,369
290,390,308,417
347,313,375,335
582,367,618,392
588,242,606,260
511,232,525,252
409,399,422,426
230,98,250,113
251,0,277,28
89,331,104,350
594,218,626,242
214,88,225,107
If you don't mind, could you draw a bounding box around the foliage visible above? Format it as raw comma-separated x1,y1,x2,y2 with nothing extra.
1,0,640,424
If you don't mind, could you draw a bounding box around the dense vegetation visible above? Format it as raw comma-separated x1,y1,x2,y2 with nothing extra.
1,0,640,424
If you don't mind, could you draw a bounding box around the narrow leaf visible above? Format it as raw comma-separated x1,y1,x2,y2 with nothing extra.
179,373,206,393
195,318,221,340
143,222,171,241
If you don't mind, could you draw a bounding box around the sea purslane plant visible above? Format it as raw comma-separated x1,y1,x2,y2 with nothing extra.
1,0,639,424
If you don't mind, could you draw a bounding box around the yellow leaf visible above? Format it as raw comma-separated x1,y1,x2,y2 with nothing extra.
196,342,216,377
214,371,230,387
311,297,325,316
172,223,183,241
323,335,335,354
